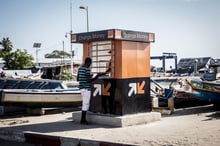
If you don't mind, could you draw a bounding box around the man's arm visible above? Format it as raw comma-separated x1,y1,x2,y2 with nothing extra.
89,73,106,83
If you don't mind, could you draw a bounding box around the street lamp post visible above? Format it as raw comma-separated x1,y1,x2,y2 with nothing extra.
69,1,73,74
79,6,89,32
33,43,41,66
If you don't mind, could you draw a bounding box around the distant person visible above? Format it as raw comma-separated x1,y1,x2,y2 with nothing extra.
77,57,104,124
0,70,6,78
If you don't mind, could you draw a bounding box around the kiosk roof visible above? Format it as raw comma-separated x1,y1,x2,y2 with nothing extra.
71,29,155,43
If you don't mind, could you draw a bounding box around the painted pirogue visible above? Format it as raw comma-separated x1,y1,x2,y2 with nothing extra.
185,79,220,103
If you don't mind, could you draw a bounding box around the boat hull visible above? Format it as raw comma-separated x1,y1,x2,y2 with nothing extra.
190,88,220,102
187,79,220,103
0,89,82,108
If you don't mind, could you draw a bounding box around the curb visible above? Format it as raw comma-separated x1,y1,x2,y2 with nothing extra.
25,132,137,146
0,130,138,146
25,132,61,146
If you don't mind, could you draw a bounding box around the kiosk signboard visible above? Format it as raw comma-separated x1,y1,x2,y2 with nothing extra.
71,29,155,43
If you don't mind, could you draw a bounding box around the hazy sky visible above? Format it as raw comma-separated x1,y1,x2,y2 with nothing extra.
1,0,220,67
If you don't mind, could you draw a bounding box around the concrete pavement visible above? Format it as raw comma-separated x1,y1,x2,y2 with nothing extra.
0,105,219,146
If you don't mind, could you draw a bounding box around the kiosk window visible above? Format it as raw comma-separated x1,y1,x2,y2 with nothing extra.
89,41,114,78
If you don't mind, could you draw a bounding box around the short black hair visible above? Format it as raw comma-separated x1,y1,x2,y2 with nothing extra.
85,57,92,64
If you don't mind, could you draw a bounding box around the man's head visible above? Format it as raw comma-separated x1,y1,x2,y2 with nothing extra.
84,57,92,67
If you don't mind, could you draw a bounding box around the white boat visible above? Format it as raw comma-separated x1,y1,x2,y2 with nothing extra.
0,88,81,108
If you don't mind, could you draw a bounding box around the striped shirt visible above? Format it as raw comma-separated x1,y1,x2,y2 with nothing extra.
77,66,91,90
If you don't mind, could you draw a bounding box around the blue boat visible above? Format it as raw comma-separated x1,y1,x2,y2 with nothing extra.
0,78,68,89
186,79,220,103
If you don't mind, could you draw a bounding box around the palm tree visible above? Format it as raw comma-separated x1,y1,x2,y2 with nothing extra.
0,37,13,52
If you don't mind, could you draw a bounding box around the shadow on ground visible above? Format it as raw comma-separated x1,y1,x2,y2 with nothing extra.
170,104,220,119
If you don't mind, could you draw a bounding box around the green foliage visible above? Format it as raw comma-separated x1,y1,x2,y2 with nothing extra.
0,37,34,69
45,50,71,58
0,37,13,58
2,49,34,69
0,37,13,52
60,69,73,80
14,49,34,69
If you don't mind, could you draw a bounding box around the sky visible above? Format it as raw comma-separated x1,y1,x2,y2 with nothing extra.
0,0,220,67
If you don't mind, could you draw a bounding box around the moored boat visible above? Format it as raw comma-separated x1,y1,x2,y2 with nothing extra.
0,88,81,108
185,79,220,103
0,78,69,89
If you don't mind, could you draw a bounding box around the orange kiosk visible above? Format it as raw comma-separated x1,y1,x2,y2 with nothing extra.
72,29,155,115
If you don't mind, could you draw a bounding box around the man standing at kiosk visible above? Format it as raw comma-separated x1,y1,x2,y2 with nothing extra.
77,57,103,124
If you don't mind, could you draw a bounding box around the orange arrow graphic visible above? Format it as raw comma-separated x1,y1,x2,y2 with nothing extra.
137,81,145,94
102,83,111,96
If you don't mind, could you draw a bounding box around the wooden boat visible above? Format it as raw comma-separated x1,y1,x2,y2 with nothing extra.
185,79,220,103
0,88,81,108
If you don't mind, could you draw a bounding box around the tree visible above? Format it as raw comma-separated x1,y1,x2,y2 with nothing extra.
14,49,34,69
0,37,34,69
0,37,13,57
3,49,34,69
45,50,71,58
